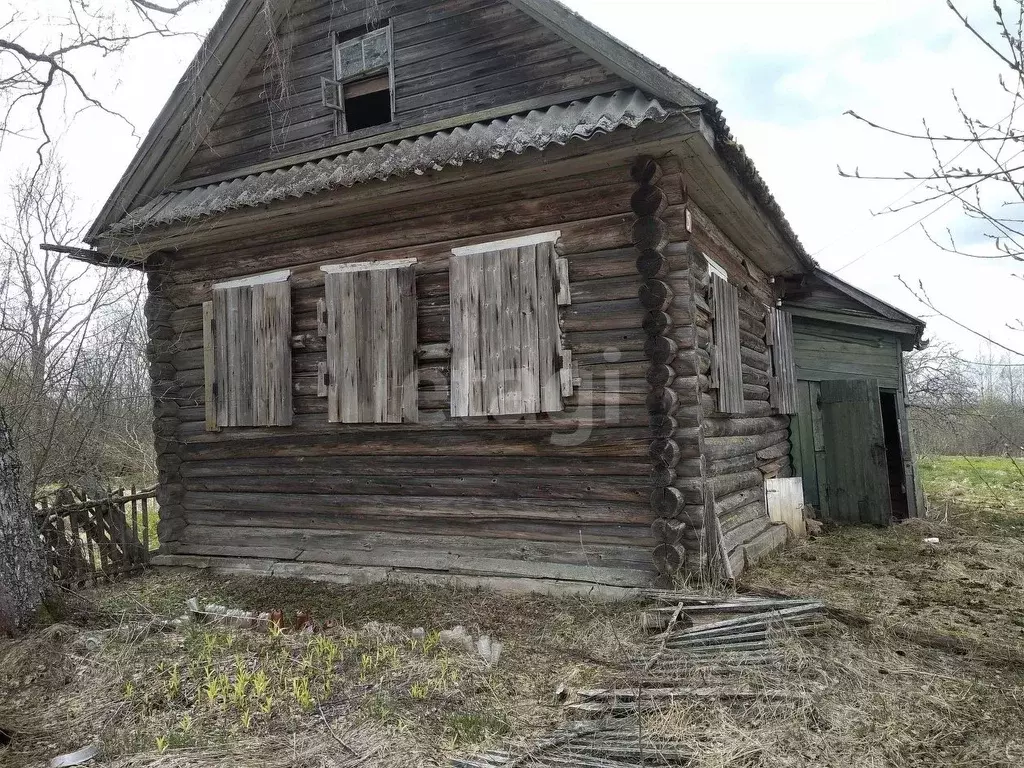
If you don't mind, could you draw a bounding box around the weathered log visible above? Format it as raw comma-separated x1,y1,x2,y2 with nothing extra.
716,487,765,516
642,310,672,336
742,365,772,388
672,349,711,377
741,345,771,371
630,155,663,185
643,335,677,364
756,440,792,462
649,414,678,439
631,216,669,252
649,439,681,468
743,384,771,402
703,430,789,460
676,505,706,528
630,184,668,217
651,466,676,488
646,387,678,416
740,330,768,355
712,470,764,498
708,454,757,475
652,518,686,545
639,280,673,311
758,458,791,479
149,362,176,381
646,364,675,388
636,250,670,279
704,416,789,438
653,543,685,575
672,458,704,478
652,486,686,517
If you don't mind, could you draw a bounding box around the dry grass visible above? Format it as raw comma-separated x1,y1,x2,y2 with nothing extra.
0,578,643,767
3,456,1024,766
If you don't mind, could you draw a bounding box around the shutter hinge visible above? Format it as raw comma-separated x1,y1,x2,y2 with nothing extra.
317,362,329,398
317,298,328,338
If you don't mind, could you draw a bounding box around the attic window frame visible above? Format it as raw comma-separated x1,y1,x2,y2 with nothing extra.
324,21,396,136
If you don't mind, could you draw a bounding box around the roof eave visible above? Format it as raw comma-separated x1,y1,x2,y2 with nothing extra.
86,0,295,245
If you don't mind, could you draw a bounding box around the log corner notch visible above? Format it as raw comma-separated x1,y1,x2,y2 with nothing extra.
145,254,185,550
631,156,687,587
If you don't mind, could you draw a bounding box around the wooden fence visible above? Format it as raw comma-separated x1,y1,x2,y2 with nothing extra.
36,486,157,587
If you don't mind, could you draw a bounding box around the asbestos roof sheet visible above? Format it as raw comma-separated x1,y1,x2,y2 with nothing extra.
112,89,679,234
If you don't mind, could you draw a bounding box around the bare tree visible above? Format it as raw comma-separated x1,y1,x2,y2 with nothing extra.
0,407,45,635
0,154,150,631
0,0,209,162
841,0,1024,338
0,157,140,493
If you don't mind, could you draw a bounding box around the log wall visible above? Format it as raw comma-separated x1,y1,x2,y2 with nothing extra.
679,181,793,579
150,158,698,590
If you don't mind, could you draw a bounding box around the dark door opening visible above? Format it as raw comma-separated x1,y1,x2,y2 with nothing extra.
879,390,909,520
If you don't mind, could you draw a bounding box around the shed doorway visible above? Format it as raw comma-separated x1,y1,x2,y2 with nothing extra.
793,379,912,526
879,390,909,520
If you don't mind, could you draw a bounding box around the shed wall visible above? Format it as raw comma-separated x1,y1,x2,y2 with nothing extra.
793,319,901,389
149,160,695,590
789,316,916,518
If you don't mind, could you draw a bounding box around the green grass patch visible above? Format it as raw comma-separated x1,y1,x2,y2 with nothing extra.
918,455,1024,533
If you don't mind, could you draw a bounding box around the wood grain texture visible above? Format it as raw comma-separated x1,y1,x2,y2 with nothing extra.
711,274,744,414
324,260,418,424
819,378,891,525
212,280,293,427
151,161,706,587
179,0,626,181
450,242,562,417
768,307,798,415
202,301,219,432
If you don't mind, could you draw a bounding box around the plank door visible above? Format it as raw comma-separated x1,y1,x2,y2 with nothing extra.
819,379,892,525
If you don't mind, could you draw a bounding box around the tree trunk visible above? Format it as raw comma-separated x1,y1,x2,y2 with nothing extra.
0,407,47,635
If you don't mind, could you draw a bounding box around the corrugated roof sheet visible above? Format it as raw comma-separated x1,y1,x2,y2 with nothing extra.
111,89,679,234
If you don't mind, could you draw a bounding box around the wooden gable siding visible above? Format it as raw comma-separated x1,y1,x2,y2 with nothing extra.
786,281,876,318
148,159,694,590
179,0,627,182
793,319,901,390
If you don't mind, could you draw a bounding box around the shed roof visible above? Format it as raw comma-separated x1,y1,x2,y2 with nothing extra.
784,268,927,349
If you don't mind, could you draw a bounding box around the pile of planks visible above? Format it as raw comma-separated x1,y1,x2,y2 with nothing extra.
641,592,826,659
455,592,826,766
451,720,692,768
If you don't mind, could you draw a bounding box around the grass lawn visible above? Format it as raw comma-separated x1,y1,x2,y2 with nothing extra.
2,456,1023,766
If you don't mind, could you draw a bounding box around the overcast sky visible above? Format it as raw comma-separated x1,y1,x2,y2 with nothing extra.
8,0,1022,358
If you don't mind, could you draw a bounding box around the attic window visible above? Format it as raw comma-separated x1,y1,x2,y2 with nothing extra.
322,23,395,134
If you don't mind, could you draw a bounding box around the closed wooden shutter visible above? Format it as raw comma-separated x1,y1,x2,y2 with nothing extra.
322,259,418,424
711,274,744,414
768,307,799,414
211,271,292,427
450,242,562,417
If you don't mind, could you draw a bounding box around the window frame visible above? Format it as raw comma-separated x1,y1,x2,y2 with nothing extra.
323,22,396,136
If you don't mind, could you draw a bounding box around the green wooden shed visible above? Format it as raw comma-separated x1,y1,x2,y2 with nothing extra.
781,270,926,525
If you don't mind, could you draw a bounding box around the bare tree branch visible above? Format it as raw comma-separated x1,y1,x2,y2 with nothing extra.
0,0,209,164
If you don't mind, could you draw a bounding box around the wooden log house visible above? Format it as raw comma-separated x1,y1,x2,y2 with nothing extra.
83,0,925,592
